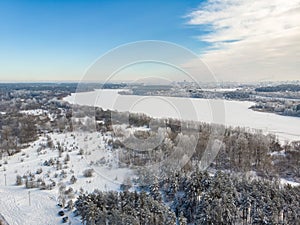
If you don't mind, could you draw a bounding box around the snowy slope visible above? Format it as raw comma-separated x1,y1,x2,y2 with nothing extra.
0,131,133,225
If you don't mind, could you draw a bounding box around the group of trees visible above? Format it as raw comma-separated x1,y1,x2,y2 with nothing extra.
0,113,38,157
0,83,78,158
199,127,277,174
250,100,300,118
255,84,300,93
153,170,300,224
172,172,300,225
206,127,300,181
75,170,300,225
109,117,300,181
251,84,300,118
74,190,177,225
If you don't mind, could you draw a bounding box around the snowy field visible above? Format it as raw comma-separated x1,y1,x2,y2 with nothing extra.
0,131,132,225
65,89,300,142
20,109,56,121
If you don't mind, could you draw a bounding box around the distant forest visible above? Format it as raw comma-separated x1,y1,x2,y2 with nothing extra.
255,84,300,92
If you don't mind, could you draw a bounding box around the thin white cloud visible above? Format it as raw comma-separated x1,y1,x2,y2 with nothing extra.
187,0,300,81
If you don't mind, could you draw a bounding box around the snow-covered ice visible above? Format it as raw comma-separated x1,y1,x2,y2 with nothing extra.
64,89,300,142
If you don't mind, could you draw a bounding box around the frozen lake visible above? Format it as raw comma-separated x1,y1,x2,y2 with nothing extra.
64,89,300,142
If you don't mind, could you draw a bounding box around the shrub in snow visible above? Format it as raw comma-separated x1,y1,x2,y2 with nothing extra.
47,181,56,190
56,161,63,170
60,170,67,179
66,200,74,210
36,168,43,174
63,165,69,169
83,168,94,177
120,183,131,191
16,175,23,185
64,154,70,164
70,175,77,184
65,187,75,199
62,216,68,223
97,157,106,166
43,158,55,166
39,181,46,190
78,149,84,155
25,179,38,189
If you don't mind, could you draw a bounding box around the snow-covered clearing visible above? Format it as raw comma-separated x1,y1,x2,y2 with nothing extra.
20,109,56,121
0,131,132,225
280,178,300,187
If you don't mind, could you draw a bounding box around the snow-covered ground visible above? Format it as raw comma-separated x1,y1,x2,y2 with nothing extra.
0,131,132,225
64,89,300,142
20,109,48,116
280,178,300,187
20,109,56,121
0,187,63,225
201,88,239,92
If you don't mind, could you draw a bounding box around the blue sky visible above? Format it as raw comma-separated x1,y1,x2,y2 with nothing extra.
1,0,299,82
0,0,209,81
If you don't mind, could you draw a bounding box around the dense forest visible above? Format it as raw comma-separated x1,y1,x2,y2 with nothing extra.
255,84,300,93
74,171,300,225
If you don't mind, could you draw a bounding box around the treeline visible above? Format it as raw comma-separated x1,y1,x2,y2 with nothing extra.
74,190,177,225
250,99,300,118
109,116,300,182
0,113,38,157
153,170,300,224
74,171,300,225
196,126,282,176
255,84,300,92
